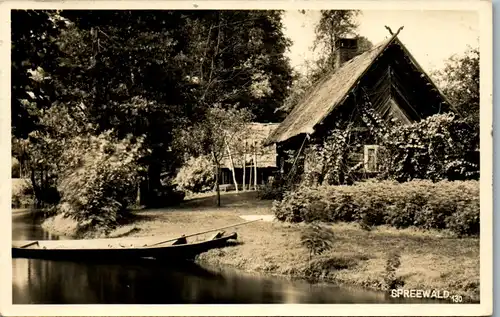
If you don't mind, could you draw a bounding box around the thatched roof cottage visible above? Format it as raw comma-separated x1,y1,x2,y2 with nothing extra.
264,31,454,181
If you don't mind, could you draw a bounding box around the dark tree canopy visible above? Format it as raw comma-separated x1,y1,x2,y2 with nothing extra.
11,10,63,139
11,9,294,209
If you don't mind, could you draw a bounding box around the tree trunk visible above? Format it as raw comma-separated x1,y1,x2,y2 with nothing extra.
30,169,42,209
147,161,162,207
212,152,221,207
225,141,238,193
215,164,221,207
136,185,141,207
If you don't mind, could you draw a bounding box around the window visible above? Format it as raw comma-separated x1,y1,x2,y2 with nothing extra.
364,145,381,172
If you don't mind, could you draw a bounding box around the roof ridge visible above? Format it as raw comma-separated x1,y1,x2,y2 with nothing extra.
313,36,398,128
265,36,396,145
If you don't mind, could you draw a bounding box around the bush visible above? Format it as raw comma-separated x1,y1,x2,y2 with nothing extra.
12,157,20,178
257,176,289,200
12,178,34,208
56,132,144,232
174,156,214,193
446,201,480,237
383,113,479,182
272,180,479,236
300,223,335,258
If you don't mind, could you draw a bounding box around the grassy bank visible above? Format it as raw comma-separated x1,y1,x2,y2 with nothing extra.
40,191,479,302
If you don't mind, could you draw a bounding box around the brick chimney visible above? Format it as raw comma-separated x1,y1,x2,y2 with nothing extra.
334,38,359,69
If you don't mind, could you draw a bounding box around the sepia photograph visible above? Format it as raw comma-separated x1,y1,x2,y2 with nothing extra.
0,0,493,316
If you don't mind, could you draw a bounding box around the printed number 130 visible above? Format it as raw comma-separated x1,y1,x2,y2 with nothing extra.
451,295,463,303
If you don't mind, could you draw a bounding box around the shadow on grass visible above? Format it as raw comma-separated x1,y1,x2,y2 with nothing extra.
120,212,156,224
142,191,272,213
224,240,244,247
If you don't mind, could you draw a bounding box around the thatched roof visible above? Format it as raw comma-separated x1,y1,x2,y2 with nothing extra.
264,34,451,145
221,123,279,168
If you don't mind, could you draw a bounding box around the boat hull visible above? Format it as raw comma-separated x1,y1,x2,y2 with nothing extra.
12,233,237,262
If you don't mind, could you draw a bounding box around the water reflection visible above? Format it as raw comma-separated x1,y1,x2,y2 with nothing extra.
12,216,437,304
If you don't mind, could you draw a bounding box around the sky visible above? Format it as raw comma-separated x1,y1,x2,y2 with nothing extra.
282,10,479,74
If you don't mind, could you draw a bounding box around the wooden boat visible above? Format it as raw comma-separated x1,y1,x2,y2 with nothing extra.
12,231,237,262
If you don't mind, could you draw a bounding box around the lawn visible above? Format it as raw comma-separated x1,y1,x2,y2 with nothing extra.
41,190,480,302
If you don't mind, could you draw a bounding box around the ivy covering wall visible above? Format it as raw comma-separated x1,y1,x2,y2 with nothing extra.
283,93,479,185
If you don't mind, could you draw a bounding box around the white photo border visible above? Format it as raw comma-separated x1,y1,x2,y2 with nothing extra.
0,1,493,316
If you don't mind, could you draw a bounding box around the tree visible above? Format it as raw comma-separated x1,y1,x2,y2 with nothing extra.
56,131,146,231
11,10,63,139
179,10,293,122
181,105,253,206
52,10,293,203
53,11,194,202
310,10,362,81
278,10,372,115
314,10,360,54
11,10,293,216
357,35,374,53
11,10,65,204
432,47,479,124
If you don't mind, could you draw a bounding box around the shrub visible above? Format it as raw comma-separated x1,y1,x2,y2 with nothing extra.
56,132,145,232
383,251,404,290
174,156,214,193
383,113,479,182
257,176,289,201
446,201,480,237
273,185,322,222
12,157,20,178
300,223,335,257
12,178,34,208
272,180,479,236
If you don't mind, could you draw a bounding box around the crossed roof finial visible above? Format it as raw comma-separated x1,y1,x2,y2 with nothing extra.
384,25,404,37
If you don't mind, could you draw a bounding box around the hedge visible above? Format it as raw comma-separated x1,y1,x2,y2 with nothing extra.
272,180,479,237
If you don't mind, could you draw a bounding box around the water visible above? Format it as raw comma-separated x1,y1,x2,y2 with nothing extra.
12,213,436,304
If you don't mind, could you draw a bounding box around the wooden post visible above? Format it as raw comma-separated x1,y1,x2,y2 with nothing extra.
136,185,141,206
242,141,246,191
225,141,239,192
248,158,253,191
253,140,257,190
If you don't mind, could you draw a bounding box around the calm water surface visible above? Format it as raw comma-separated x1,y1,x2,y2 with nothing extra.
12,214,434,304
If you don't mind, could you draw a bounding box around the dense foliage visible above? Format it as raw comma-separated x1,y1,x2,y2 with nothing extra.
179,105,254,205
433,47,479,124
300,223,335,260
272,180,479,237
174,156,215,193
257,177,288,200
11,10,293,221
11,10,63,139
12,178,34,209
299,98,479,185
55,132,145,231
382,113,479,182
